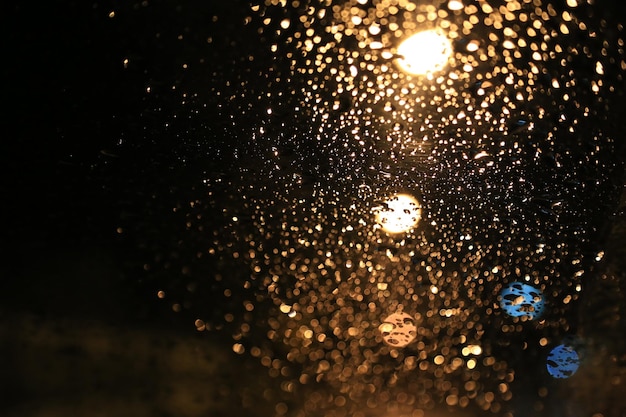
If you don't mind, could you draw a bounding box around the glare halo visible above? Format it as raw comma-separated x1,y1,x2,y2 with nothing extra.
396,29,453,75
374,194,422,234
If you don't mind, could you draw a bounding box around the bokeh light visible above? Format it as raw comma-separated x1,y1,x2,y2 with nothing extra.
379,312,417,348
373,194,421,234
447,0,464,11
547,344,580,379
396,30,453,75
499,282,545,320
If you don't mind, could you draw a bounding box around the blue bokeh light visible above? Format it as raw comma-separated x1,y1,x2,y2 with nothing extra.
499,282,545,320
547,344,580,379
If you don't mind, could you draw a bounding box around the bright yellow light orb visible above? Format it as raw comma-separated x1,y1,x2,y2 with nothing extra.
396,30,452,75
447,0,464,11
374,194,421,234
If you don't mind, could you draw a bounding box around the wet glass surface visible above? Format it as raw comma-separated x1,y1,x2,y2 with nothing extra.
2,0,626,416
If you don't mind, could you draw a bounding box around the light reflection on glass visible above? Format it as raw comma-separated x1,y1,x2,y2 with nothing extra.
373,194,422,234
396,30,452,75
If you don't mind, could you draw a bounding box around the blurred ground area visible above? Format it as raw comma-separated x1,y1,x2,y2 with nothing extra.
0,240,286,417
0,313,270,417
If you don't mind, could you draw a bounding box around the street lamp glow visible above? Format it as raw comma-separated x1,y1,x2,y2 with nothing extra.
374,194,421,234
396,30,452,75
